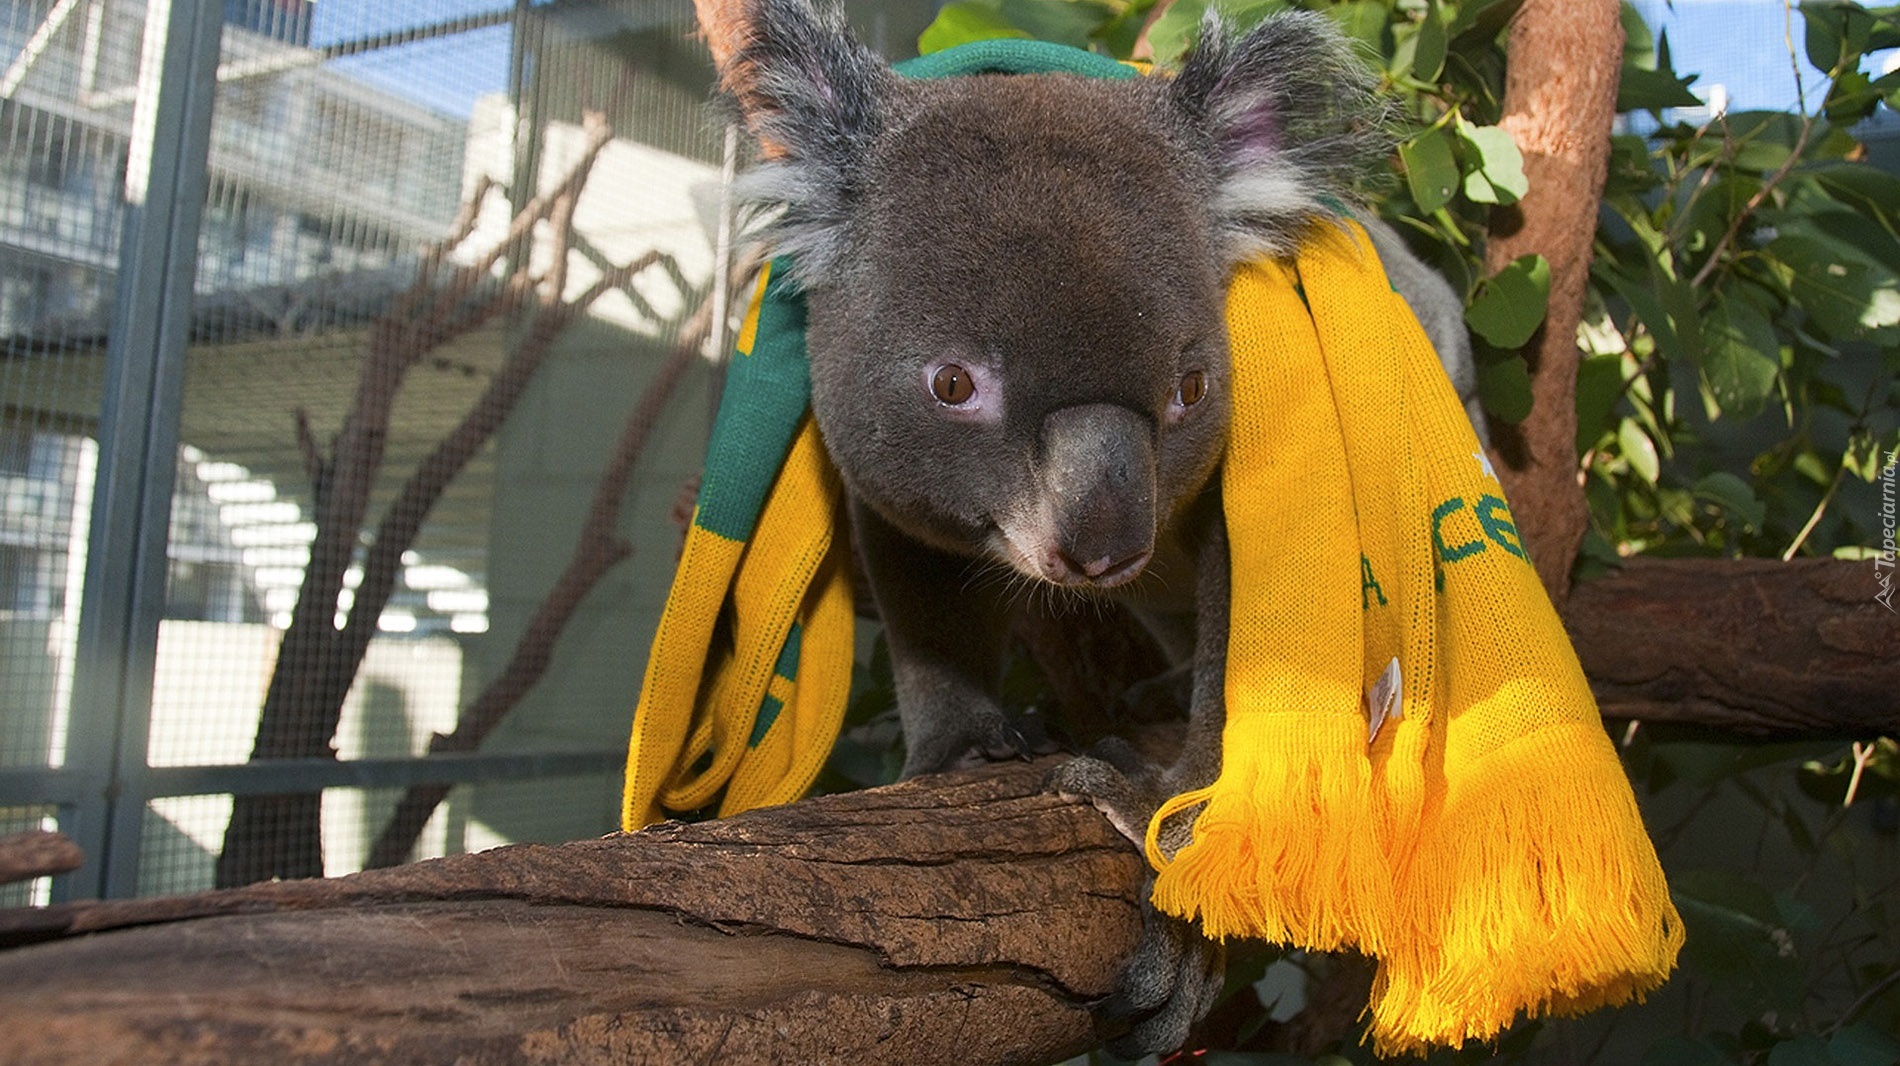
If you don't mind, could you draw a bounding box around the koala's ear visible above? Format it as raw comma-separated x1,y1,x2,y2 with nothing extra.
724,0,895,282
1169,11,1393,264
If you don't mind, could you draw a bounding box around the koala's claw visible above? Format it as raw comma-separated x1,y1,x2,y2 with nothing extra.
1047,735,1182,849
1051,751,1227,1056
901,712,1037,777
968,719,1034,765
1046,754,1150,845
1102,904,1227,1057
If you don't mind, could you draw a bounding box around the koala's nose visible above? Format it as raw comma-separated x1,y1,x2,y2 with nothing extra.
1040,404,1156,587
1056,545,1154,586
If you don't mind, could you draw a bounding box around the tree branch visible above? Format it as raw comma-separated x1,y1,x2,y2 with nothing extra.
4,762,1145,1066
3,559,1888,1063
220,111,652,888
1565,557,1898,735
0,832,82,886
364,255,761,869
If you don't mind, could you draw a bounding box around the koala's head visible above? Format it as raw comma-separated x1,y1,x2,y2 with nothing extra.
727,0,1388,588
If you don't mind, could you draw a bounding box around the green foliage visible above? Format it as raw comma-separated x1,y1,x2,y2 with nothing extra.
1584,3,1900,562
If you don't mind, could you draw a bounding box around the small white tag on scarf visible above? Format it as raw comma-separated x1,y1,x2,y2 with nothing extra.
1367,657,1403,745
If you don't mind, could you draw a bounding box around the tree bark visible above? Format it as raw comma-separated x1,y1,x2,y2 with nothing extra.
1483,0,1626,601
1015,558,1899,737
1566,557,1898,735
1,560,1889,1063
0,831,82,886
1,761,1146,1066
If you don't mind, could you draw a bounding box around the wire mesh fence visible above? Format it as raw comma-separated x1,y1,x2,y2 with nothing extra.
1,0,743,899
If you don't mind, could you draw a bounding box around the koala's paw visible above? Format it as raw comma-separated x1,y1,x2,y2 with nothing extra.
1103,902,1227,1057
899,709,1034,778
1045,737,1163,847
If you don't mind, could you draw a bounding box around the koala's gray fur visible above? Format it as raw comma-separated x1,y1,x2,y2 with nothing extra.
723,0,1484,1053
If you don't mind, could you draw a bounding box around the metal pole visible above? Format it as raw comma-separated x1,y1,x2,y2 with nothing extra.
62,0,223,901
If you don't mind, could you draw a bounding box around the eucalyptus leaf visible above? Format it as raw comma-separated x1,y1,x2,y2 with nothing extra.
1726,111,1807,172
1769,1035,1840,1066
1621,0,1658,70
1702,297,1782,418
1465,255,1550,348
1801,0,1876,74
1446,0,1525,42
918,1,1030,55
1650,250,1706,363
1401,129,1460,214
1412,3,1447,81
1694,471,1768,531
1096,0,1161,58
1618,62,1702,111
1457,122,1527,205
1804,0,1848,72
1478,356,1534,423
998,0,1114,50
1141,0,1205,63
1768,233,1900,342
1673,868,1810,1015
1824,68,1886,123
1829,1022,1900,1066
1620,417,1661,484
1594,259,1690,369
1576,353,1625,454
1327,0,1388,51
1145,0,1285,63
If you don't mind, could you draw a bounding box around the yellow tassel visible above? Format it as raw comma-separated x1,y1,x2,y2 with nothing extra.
1368,718,1685,1056
1150,712,1391,952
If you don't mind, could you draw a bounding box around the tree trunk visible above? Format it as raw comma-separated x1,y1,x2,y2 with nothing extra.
2,760,1145,1066
1483,0,1626,600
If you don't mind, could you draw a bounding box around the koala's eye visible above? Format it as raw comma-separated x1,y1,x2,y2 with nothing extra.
931,364,976,406
1176,370,1208,408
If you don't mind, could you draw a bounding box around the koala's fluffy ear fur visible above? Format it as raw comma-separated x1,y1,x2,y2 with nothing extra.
723,0,896,283
1170,12,1394,263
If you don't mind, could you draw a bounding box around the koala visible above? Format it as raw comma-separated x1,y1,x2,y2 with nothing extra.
722,0,1483,1053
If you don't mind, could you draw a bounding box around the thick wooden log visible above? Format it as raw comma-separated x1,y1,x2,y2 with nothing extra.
1566,557,1898,735
0,761,1144,1066
0,558,1887,1065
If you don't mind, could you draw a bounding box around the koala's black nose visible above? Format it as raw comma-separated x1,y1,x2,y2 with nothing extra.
1039,404,1156,587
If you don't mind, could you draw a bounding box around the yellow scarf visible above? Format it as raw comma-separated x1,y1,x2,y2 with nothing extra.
621,262,855,829
622,224,1682,1054
1145,221,1682,1054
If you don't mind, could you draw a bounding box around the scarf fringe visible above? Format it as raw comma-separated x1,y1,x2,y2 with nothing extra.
1367,718,1685,1056
1149,712,1392,953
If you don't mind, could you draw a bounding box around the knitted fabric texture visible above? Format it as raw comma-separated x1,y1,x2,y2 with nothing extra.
1144,221,1683,1055
621,260,854,829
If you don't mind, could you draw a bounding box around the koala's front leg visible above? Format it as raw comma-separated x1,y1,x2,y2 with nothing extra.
1047,506,1230,1056
850,500,1028,777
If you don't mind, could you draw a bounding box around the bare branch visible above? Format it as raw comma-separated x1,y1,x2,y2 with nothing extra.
366,254,759,868
292,407,326,498
0,832,82,886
